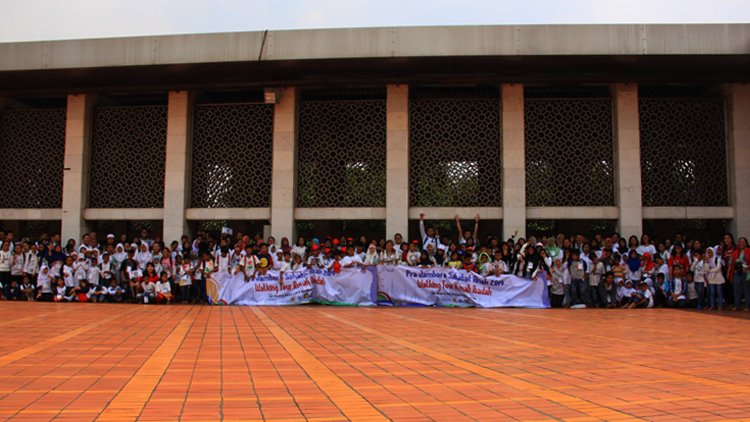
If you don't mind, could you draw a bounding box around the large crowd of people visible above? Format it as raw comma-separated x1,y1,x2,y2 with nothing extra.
1,214,749,310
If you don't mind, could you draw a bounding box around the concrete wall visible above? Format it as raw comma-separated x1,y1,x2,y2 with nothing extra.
8,82,750,243
2,24,748,71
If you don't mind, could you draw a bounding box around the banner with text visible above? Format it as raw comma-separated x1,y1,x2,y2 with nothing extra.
206,266,548,308
376,266,550,308
207,267,377,306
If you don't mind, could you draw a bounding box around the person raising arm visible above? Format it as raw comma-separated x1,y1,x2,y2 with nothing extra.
455,214,480,246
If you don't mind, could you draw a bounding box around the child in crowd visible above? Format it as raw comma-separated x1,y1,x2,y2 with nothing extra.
106,279,124,303
627,282,654,308
20,275,35,301
156,271,174,304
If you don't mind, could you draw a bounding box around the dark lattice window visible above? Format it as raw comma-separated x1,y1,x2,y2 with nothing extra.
190,104,274,207
89,106,167,208
640,98,727,206
409,88,502,207
297,97,386,207
525,98,614,206
0,109,66,208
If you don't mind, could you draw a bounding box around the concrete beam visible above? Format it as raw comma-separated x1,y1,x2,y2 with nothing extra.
725,84,750,236
386,84,409,240
501,84,526,239
163,91,193,243
611,83,643,237
270,87,297,241
61,93,95,243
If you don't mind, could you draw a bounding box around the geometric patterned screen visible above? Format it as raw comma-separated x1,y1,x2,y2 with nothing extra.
88,106,167,208
640,98,728,206
190,104,274,208
525,98,615,206
409,88,502,207
297,98,386,207
0,109,66,208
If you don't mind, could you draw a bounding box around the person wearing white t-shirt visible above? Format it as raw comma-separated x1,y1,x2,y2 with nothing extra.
628,282,654,308
418,214,440,253
340,247,363,268
636,234,657,257
155,272,174,304
61,256,76,289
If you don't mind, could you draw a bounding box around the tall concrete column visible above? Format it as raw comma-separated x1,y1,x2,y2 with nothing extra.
501,84,526,240
386,84,409,241
163,91,193,243
61,94,95,243
612,83,642,237
725,84,750,236
270,87,297,241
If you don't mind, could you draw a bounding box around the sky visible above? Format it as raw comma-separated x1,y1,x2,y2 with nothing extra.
0,0,748,42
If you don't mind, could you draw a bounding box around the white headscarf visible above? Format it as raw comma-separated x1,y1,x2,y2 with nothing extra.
37,265,51,288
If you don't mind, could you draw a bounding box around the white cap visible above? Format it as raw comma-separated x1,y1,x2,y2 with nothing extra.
107,234,115,239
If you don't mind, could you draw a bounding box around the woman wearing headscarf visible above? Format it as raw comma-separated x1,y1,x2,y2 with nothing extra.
35,265,53,301
363,244,380,266
135,242,152,271
625,250,642,283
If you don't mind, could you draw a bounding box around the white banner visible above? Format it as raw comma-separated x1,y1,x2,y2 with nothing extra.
206,266,549,308
207,267,377,306
376,266,550,308
207,271,313,306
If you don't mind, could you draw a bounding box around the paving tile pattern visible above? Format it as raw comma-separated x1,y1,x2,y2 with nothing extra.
0,302,749,421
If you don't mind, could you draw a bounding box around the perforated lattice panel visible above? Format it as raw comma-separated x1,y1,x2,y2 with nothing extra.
525,98,614,206
0,109,66,208
297,100,386,207
190,104,274,207
409,98,502,207
89,106,167,208
640,98,727,206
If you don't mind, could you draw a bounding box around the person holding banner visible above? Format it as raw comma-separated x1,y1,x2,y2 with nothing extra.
254,244,273,277
380,240,399,265
241,245,258,281
341,247,364,269
306,244,324,268
364,244,380,266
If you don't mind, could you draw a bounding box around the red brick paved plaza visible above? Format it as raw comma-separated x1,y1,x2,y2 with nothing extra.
1,302,749,421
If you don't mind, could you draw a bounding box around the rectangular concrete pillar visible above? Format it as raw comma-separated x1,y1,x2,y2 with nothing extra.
61,94,95,243
612,83,642,237
501,84,526,240
163,91,193,243
386,84,409,241
725,84,750,236
270,87,297,241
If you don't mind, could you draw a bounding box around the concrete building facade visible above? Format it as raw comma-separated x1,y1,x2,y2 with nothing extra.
0,24,748,242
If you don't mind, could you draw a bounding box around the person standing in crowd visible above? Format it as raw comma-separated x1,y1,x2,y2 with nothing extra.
729,237,750,311
706,248,725,311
